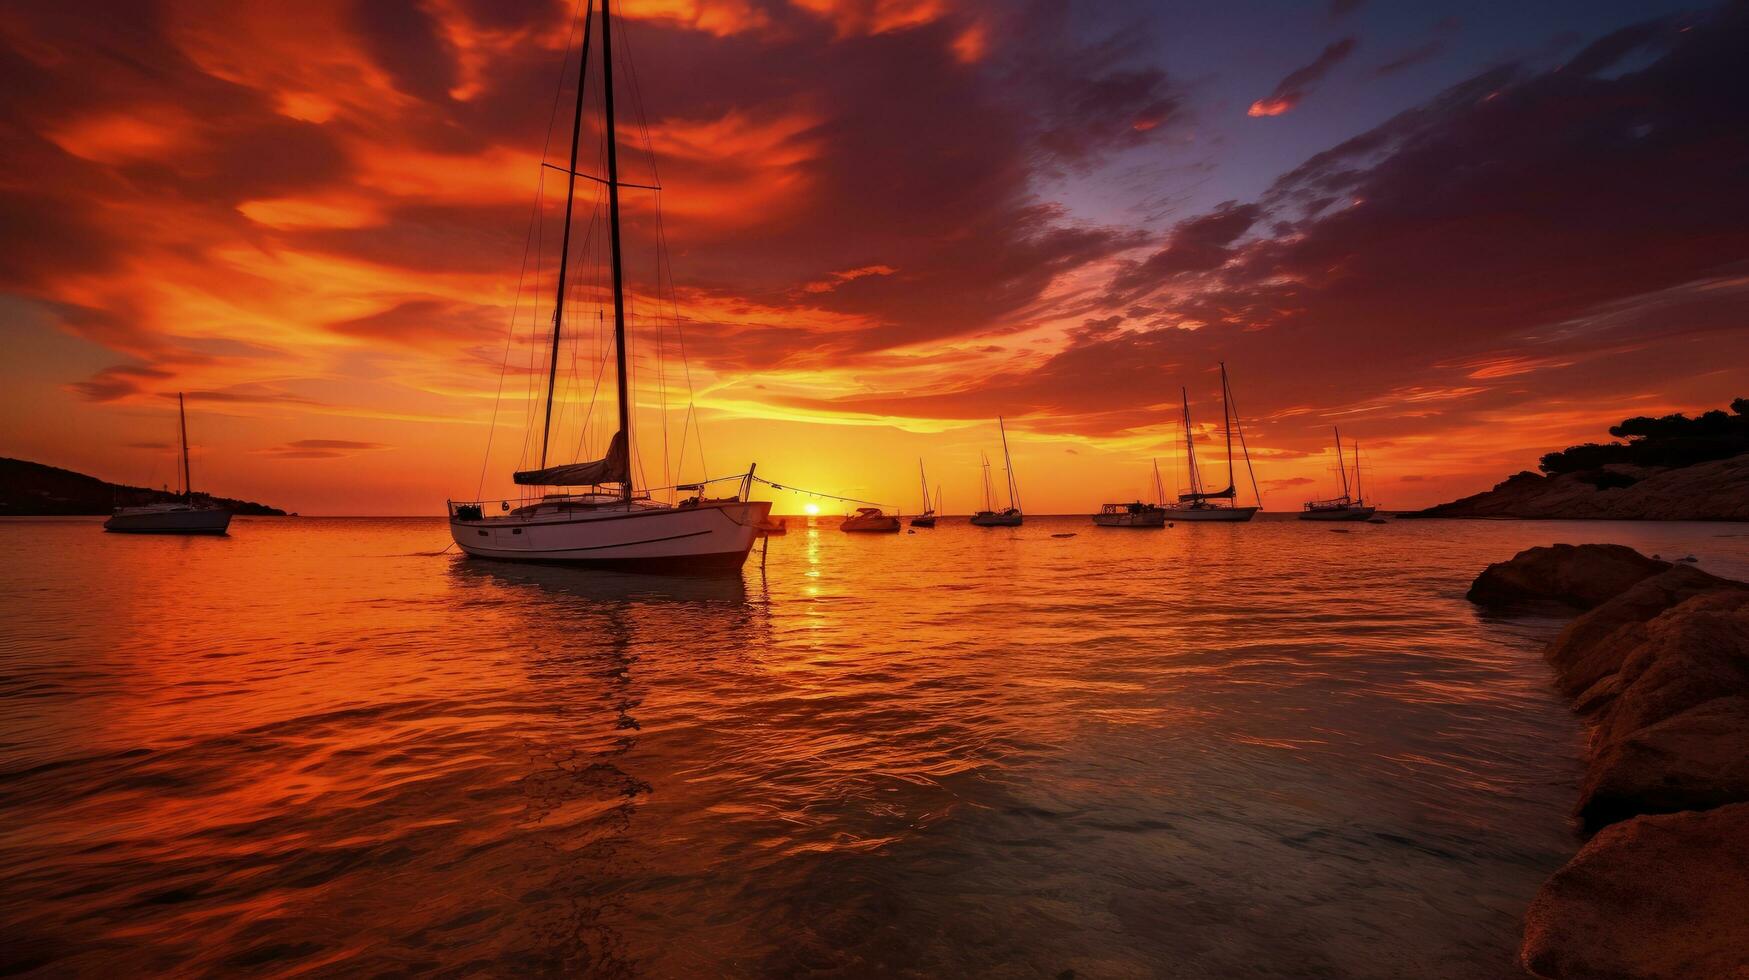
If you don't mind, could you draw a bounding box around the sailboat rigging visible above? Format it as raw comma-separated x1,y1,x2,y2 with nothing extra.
1300,427,1376,520
1165,363,1260,522
910,460,937,528
446,0,769,571
970,417,1023,526
104,393,232,535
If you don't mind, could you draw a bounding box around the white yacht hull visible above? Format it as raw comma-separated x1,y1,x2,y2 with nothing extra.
450,499,770,572
104,507,232,534
1300,506,1377,521
1165,506,1258,523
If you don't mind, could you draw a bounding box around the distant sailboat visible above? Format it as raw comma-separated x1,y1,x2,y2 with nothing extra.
910,460,937,527
1166,363,1260,522
445,0,770,571
1301,427,1377,521
970,417,1023,526
104,393,232,535
1094,458,1169,527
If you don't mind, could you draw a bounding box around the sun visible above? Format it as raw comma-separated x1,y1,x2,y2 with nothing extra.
803,503,820,516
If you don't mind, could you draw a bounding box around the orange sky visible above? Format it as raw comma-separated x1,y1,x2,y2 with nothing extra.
2,0,1745,515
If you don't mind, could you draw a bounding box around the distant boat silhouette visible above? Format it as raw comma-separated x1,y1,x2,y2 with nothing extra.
1165,363,1260,522
1095,458,1169,527
104,393,231,535
970,417,1023,526
1301,427,1376,521
840,507,901,533
910,460,937,528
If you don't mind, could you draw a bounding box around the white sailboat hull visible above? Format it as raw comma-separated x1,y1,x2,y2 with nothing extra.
1165,505,1258,523
450,499,771,572
1300,505,1376,521
104,506,232,534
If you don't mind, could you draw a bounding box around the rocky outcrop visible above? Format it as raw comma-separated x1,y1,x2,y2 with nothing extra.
1520,803,1749,980
1414,452,1749,521
1577,696,1749,832
0,457,286,516
1469,544,1749,977
1467,543,1671,610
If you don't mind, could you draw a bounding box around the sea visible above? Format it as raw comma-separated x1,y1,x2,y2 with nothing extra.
3,514,1748,978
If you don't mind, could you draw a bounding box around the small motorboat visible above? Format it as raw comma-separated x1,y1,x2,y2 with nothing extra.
1095,459,1170,527
840,507,901,533
1093,501,1168,527
757,516,788,536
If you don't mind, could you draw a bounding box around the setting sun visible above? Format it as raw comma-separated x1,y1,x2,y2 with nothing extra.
804,503,820,516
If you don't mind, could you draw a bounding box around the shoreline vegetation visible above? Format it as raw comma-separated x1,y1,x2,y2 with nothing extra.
1468,543,1749,978
1414,398,1749,521
0,457,287,517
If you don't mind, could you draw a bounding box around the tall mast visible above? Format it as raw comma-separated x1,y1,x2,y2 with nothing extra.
1334,426,1350,498
538,0,595,470
1152,458,1163,505
1220,362,1234,491
918,459,929,514
178,392,191,499
601,0,634,502
1181,387,1202,497
998,416,1020,511
1353,441,1363,504
981,453,994,511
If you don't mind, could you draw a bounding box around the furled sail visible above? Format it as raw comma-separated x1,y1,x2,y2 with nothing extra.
1179,484,1236,502
514,430,628,486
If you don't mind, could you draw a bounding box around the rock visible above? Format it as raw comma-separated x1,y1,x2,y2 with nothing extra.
1577,696,1749,833
1588,591,1749,745
1413,452,1749,521
1521,802,1749,979
1429,456,1747,521
1545,564,1744,700
1466,544,1670,609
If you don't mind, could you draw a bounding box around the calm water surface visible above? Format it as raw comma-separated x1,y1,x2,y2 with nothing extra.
4,515,1749,978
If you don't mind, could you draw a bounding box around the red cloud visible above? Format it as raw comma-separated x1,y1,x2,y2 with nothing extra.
1248,38,1357,117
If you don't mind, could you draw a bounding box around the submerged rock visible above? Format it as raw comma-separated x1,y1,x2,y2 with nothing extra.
1521,803,1749,979
1466,543,1669,609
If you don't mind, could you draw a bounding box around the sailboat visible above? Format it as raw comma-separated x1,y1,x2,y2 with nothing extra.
104,393,232,535
1300,427,1376,521
1094,458,1169,527
910,460,937,528
969,417,1023,526
446,0,769,572
1166,363,1260,522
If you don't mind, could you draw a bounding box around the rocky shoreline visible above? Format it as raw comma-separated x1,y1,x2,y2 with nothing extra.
1412,452,1749,521
1468,544,1749,977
